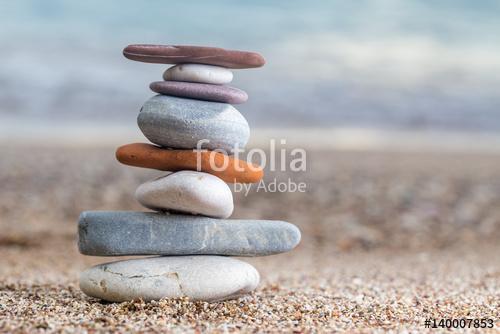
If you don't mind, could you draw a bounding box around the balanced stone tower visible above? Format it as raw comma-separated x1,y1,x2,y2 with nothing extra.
77,44,301,302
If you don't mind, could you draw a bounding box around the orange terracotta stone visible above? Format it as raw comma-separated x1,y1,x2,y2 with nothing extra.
116,143,263,183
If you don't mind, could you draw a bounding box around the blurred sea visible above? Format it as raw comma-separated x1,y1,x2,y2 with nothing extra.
1,0,500,134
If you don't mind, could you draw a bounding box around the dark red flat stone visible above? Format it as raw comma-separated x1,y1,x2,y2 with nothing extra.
123,44,265,69
150,81,248,104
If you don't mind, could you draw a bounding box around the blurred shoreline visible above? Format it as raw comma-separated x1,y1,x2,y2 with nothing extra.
3,120,500,154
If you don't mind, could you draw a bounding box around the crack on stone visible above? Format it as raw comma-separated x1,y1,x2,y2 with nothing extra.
195,223,211,252
102,267,152,279
99,279,107,293
88,278,99,286
100,268,186,296
149,221,155,245
165,272,186,296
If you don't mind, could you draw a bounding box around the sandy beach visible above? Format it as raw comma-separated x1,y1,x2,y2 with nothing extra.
2,1,500,331
1,145,499,332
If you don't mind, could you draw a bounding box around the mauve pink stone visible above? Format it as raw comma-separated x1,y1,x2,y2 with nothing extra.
150,81,248,104
123,44,265,69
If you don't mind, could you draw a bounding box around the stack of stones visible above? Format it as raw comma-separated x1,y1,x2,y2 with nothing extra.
77,44,301,302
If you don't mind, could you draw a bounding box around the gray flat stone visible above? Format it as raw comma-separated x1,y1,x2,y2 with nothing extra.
138,95,249,152
80,256,259,302
78,211,301,257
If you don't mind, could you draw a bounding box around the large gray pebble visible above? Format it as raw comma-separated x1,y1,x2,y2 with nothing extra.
78,211,301,257
80,256,259,302
138,95,249,152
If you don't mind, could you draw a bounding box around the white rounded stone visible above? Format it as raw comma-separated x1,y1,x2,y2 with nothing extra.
135,171,234,218
163,64,233,84
80,256,260,302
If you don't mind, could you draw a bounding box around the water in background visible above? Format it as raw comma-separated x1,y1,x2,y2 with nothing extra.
1,0,500,131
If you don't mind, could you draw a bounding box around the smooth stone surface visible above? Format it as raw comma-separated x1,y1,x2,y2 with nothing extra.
123,44,265,69
150,81,248,104
78,211,301,257
116,143,263,183
135,171,234,218
163,64,233,84
138,95,249,152
80,256,259,302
